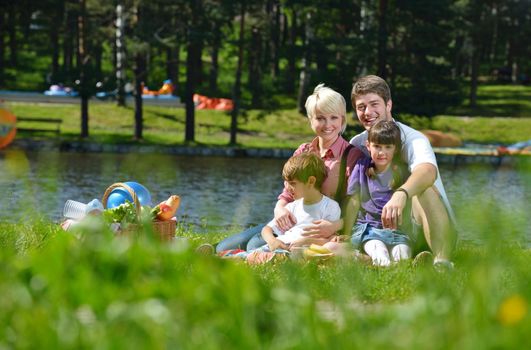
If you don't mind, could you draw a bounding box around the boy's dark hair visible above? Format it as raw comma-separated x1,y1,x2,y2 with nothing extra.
366,121,407,190
351,75,392,105
282,153,327,190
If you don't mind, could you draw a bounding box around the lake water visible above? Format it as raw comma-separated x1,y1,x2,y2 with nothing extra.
1,149,529,244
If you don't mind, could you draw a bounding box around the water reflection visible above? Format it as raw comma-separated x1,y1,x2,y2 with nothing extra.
1,149,529,244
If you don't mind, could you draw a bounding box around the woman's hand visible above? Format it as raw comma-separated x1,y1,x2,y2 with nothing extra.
274,206,297,232
301,219,338,239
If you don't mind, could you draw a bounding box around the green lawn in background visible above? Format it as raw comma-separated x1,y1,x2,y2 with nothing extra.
446,84,531,118
4,84,531,147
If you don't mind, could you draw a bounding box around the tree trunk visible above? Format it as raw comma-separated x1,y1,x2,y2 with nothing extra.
185,39,200,142
196,41,204,86
185,1,203,143
0,11,4,87
453,35,464,78
249,26,262,108
50,1,64,83
94,44,103,78
297,12,312,115
507,29,517,83
270,0,280,78
489,3,498,63
469,45,479,108
286,7,297,93
230,3,245,145
80,96,89,137
78,0,89,138
174,43,180,96
281,11,288,47
166,46,178,91
115,3,126,106
357,0,370,76
209,27,220,95
63,10,74,77
7,3,16,67
377,0,388,79
134,52,146,140
50,26,60,82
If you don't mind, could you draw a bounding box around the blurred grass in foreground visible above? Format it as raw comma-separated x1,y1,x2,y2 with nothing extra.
1,197,530,349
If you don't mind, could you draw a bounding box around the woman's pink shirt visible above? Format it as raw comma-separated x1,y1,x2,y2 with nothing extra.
278,136,361,203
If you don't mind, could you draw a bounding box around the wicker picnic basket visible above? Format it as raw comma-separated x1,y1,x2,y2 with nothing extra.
102,182,176,241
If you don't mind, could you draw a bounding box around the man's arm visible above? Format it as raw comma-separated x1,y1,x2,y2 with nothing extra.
381,163,437,229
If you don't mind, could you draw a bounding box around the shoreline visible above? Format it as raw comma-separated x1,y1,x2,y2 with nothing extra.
7,138,526,166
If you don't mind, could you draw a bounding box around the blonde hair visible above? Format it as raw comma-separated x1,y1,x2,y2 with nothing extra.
282,153,327,190
305,83,347,134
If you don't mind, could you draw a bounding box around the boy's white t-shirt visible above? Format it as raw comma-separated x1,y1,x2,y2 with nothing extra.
349,121,456,223
267,195,341,244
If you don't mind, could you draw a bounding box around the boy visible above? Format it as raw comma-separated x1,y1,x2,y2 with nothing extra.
219,153,341,264
261,152,341,252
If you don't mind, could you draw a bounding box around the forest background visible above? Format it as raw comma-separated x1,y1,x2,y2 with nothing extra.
0,0,530,143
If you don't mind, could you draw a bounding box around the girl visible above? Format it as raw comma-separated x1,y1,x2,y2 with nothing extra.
345,120,411,266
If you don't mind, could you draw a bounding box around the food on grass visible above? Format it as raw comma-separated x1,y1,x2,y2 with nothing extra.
303,249,320,258
302,244,334,259
308,244,332,254
103,201,138,224
153,195,180,221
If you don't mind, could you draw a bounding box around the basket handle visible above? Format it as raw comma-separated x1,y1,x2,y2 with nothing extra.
102,182,141,218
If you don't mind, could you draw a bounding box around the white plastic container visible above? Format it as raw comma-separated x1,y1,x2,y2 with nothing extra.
85,198,104,214
63,200,88,220
63,198,104,220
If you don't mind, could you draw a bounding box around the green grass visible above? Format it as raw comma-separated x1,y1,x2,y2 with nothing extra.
5,92,531,147
446,84,531,118
5,84,531,146
399,115,531,144
0,198,530,348
7,102,316,149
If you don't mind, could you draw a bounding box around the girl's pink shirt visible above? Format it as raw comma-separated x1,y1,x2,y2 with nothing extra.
278,136,361,203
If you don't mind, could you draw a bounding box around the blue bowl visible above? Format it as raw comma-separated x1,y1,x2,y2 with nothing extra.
106,181,152,208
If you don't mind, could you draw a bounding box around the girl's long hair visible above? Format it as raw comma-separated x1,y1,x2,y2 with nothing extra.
366,121,407,190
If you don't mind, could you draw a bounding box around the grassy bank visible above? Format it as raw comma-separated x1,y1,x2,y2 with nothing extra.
445,84,531,118
4,84,531,147
0,204,529,348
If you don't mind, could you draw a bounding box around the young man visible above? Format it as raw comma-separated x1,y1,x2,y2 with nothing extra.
348,75,457,268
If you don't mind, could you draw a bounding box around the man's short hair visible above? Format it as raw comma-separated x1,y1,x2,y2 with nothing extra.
351,75,392,105
282,153,327,190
